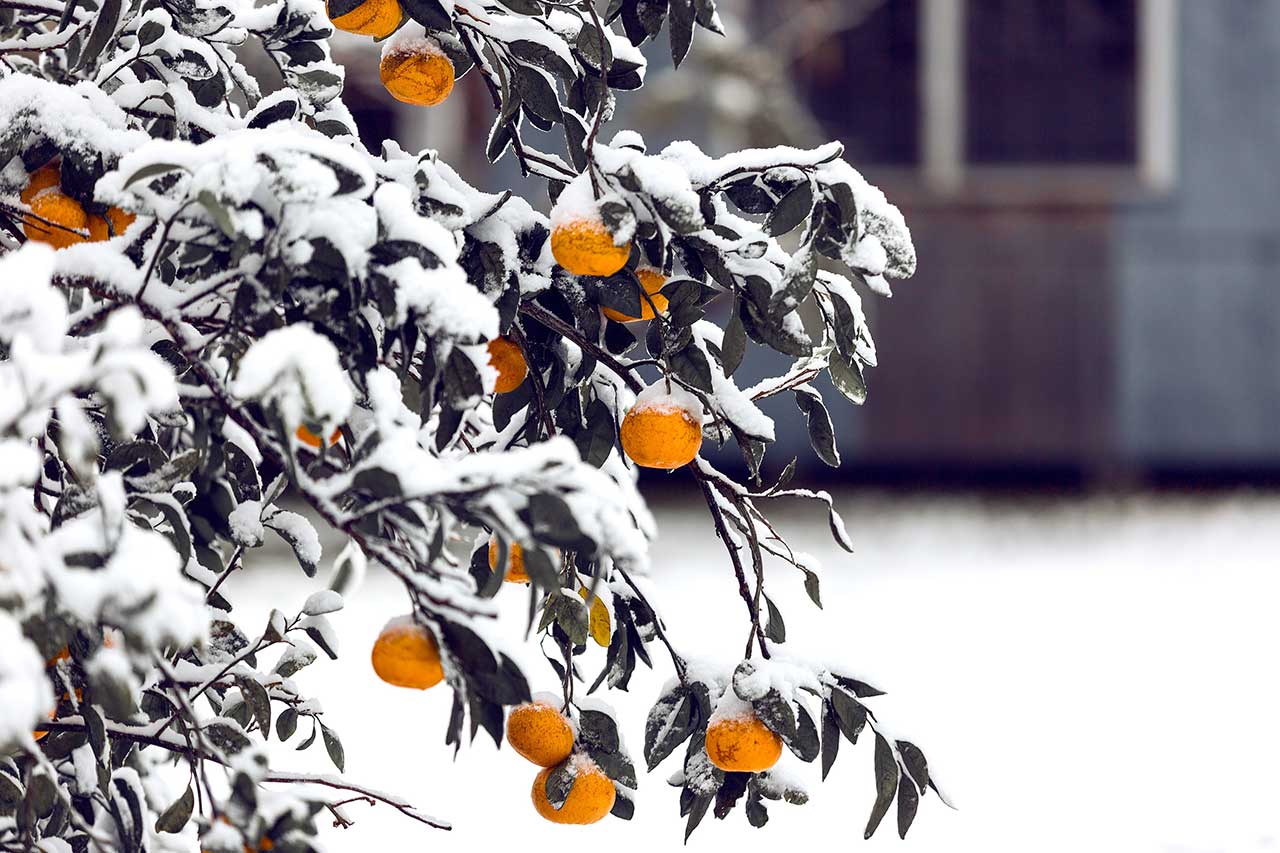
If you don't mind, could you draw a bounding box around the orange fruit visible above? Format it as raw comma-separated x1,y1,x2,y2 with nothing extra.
20,163,60,205
704,714,782,773
295,425,342,450
602,268,668,323
531,760,616,825
380,46,455,107
488,537,529,583
619,388,703,469
370,615,444,689
506,701,574,767
551,219,630,278
24,189,87,250
487,337,527,394
326,0,401,37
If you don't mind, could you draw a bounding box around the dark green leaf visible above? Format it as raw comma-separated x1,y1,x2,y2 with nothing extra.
897,772,920,839
669,345,713,393
864,733,899,839
320,724,344,772
764,595,785,643
720,300,746,376
794,386,840,467
829,688,866,744
820,699,840,779
575,398,616,467
276,707,299,741
154,786,193,833
237,677,271,738
668,0,695,67
75,0,121,71
644,690,693,770
766,181,815,237
897,740,929,792
544,760,574,809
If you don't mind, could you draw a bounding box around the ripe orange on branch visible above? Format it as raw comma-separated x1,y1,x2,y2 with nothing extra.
531,760,616,825
370,615,444,689
620,384,703,469
21,163,135,248
506,700,574,767
551,219,631,278
20,164,60,204
24,189,88,250
602,268,668,323
326,0,401,37
487,336,527,394
380,38,455,107
704,713,783,773
488,537,529,583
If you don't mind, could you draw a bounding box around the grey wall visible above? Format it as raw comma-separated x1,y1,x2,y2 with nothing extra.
1115,0,1280,466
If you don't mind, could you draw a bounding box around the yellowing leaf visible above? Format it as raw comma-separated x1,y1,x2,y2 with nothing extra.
578,586,611,647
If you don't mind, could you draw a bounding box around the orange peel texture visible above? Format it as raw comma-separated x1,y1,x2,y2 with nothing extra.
370,616,444,689
380,48,455,107
506,701,574,767
489,537,529,583
25,189,88,250
327,0,401,37
531,761,616,824
487,336,528,394
620,395,702,469
551,219,631,278
704,714,783,773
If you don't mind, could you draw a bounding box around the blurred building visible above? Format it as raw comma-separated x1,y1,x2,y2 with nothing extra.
749,0,1280,485
334,1,1280,486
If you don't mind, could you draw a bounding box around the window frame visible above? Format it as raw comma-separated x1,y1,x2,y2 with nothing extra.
886,0,1178,205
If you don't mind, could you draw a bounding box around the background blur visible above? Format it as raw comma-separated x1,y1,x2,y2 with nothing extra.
306,3,1280,851
336,0,1280,489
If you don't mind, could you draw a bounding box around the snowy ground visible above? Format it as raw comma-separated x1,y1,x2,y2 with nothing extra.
224,490,1280,853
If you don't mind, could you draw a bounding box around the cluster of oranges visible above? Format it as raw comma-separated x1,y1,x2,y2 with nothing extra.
20,163,135,250
508,701,616,824
325,0,454,107
486,331,703,470
367,619,616,824
368,614,783,823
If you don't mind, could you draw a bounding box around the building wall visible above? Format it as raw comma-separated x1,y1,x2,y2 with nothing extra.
1115,0,1280,468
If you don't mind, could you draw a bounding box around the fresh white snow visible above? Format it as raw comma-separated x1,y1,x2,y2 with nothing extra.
222,492,1280,853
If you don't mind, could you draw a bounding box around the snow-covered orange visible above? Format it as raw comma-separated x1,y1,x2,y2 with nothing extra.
531,759,616,824
506,701,574,767
488,537,529,583
620,384,703,469
551,219,631,278
371,615,444,689
380,40,455,106
602,268,668,323
487,336,527,394
20,164,60,205
704,714,782,773
24,189,88,249
326,0,400,37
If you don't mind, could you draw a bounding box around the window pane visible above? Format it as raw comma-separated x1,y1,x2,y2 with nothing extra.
792,0,920,165
966,0,1138,164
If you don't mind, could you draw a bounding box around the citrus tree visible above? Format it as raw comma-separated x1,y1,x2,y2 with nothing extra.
0,0,952,849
